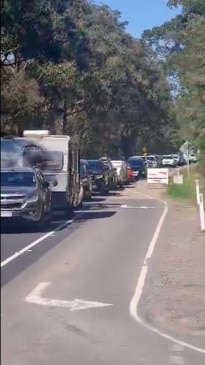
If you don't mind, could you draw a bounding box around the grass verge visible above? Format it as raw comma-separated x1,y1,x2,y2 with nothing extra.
167,165,205,204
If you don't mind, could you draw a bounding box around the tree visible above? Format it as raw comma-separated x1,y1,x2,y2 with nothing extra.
1,0,178,157
142,0,205,160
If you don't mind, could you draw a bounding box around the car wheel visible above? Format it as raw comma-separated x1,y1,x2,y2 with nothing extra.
78,199,83,209
64,205,74,220
101,184,109,195
35,206,47,232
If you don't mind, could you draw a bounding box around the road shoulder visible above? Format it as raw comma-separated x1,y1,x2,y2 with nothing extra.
131,182,205,338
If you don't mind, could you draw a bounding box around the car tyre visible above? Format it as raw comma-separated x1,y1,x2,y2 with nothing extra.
64,205,74,220
35,206,47,232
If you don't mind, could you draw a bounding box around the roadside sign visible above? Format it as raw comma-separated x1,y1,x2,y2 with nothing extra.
142,147,147,156
147,168,169,184
173,174,183,185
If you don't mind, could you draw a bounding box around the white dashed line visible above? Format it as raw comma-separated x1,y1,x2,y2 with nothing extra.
170,355,185,364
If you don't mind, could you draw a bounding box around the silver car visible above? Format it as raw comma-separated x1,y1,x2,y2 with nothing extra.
1,167,52,230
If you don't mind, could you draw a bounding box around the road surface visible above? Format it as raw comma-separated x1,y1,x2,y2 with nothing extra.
1,187,205,365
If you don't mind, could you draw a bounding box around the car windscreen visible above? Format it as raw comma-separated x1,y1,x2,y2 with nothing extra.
128,159,143,167
112,161,122,166
87,160,101,171
1,171,36,187
163,155,173,159
22,149,64,171
147,156,155,161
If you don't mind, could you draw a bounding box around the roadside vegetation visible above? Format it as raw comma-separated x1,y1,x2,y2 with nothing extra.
0,0,178,158
143,0,205,177
167,165,205,203
1,0,204,163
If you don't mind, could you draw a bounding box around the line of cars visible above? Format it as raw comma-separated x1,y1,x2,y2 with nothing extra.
80,157,134,199
1,129,198,232
0,157,134,231
0,131,135,231
126,151,198,177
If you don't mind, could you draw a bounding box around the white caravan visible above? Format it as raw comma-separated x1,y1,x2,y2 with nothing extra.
1,130,83,217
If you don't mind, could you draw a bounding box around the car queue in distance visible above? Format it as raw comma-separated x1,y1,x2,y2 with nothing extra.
1,145,197,231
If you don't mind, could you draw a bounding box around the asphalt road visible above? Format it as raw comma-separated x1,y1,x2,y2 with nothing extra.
1,187,205,365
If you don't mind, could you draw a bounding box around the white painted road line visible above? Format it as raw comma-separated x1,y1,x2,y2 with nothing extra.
170,343,185,364
170,355,185,364
129,189,205,355
1,211,84,268
120,204,156,209
25,282,113,311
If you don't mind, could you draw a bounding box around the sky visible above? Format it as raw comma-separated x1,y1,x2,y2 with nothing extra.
94,0,182,38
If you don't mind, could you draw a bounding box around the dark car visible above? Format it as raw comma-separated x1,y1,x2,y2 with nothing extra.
80,159,92,201
127,158,146,180
0,167,51,230
87,159,109,195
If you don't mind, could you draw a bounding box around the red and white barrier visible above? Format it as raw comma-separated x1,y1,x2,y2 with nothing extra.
147,168,169,184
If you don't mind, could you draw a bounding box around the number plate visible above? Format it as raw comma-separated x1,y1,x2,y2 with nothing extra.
0,211,12,217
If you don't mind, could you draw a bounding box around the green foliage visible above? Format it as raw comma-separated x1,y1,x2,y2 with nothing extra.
1,0,178,157
143,0,205,172
167,166,205,203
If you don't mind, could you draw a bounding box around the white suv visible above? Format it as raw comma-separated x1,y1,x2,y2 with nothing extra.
162,155,177,167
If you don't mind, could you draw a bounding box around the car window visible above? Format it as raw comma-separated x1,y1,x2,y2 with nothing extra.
128,159,144,167
147,156,155,161
163,155,173,159
87,160,101,169
1,171,36,187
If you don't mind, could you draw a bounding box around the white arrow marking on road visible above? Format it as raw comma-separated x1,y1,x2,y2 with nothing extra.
120,204,156,209
25,282,113,311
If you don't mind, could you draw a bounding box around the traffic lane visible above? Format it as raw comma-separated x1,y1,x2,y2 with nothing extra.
1,199,174,365
2,200,204,364
1,202,119,288
1,196,155,288
0,195,107,263
44,203,164,309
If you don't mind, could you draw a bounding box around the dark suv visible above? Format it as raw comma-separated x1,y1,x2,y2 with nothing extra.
87,159,109,195
0,167,51,230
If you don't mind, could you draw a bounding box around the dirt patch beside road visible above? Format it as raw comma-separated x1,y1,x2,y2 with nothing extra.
128,182,205,336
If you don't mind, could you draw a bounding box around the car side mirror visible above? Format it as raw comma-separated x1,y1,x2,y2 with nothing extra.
43,180,50,188
52,179,58,187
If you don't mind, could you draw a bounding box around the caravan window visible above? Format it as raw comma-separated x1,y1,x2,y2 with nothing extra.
23,149,64,170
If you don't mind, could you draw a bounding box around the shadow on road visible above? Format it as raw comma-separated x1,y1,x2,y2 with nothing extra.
0,195,118,234
1,183,138,235
76,210,116,221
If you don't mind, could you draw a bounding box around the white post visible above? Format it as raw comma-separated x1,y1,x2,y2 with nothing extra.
187,148,190,180
195,179,200,205
199,193,205,232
